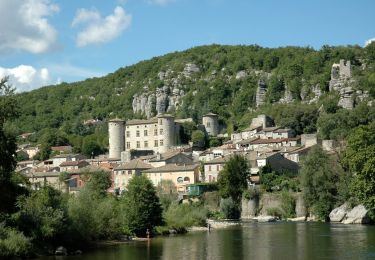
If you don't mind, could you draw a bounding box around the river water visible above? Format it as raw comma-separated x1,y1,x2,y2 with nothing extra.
46,222,375,260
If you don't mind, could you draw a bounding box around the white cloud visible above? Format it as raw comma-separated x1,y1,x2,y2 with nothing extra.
0,0,59,54
148,0,175,6
0,63,105,92
0,65,52,92
72,6,132,47
365,38,375,47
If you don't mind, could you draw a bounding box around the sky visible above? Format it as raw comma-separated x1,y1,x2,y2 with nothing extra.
0,0,374,92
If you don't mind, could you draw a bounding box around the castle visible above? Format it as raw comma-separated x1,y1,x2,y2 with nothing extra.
108,113,220,159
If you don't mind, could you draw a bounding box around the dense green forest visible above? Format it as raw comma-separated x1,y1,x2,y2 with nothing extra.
11,43,375,155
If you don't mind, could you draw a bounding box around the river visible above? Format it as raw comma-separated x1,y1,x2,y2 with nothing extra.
43,222,375,260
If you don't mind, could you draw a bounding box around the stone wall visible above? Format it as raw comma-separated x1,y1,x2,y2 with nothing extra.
241,192,306,219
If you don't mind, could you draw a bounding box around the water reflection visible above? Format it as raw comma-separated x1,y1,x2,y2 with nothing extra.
41,222,375,260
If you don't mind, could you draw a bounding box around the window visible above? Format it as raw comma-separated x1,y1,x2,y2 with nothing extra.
160,139,164,146
217,165,220,171
160,128,163,135
144,130,148,136
154,140,158,147
136,130,140,137
209,165,211,171
128,170,132,175
154,129,158,136
126,131,130,138
136,141,140,148
207,122,211,127
177,177,183,183
126,142,130,149
144,141,148,148
159,119,163,125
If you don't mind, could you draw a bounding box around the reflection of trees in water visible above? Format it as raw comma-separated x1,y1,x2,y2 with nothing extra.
105,223,375,260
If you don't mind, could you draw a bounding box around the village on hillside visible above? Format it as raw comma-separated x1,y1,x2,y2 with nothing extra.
15,61,354,195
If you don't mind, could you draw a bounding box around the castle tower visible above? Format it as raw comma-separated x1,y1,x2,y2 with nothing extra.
339,59,351,78
256,79,267,107
202,112,219,136
157,114,175,153
108,118,125,159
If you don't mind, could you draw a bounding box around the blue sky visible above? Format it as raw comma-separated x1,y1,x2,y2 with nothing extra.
0,0,374,92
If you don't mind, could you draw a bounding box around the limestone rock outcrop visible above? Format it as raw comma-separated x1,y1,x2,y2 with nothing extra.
342,205,370,224
329,204,370,224
235,70,247,80
329,203,350,222
279,86,294,104
183,63,200,77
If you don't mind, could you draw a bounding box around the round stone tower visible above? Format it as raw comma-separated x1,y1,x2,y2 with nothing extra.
158,114,175,153
202,112,219,136
108,118,125,159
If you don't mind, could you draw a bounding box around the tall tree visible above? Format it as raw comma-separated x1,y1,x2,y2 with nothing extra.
217,154,250,204
121,175,163,236
300,145,342,220
0,77,21,213
345,125,375,215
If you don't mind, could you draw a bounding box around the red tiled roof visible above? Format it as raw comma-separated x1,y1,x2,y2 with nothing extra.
60,160,88,167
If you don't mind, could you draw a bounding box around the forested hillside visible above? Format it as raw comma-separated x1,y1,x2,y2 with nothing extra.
11,43,375,155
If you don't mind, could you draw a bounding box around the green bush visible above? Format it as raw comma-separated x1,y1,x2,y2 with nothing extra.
266,207,283,218
243,188,260,200
281,191,296,219
0,223,32,257
220,197,240,219
164,202,209,229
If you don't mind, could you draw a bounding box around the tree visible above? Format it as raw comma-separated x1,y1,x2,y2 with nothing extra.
84,170,112,197
217,154,250,215
82,136,103,157
345,125,375,215
68,186,121,243
14,187,67,246
120,175,163,236
156,180,178,210
191,130,206,149
300,146,342,220
0,77,21,213
209,137,222,147
179,121,197,144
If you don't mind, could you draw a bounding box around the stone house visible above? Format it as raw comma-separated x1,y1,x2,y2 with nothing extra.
203,156,228,183
256,152,299,174
148,150,193,168
52,154,86,168
17,160,39,170
256,127,281,139
143,164,199,193
113,159,153,192
249,137,300,150
59,160,89,172
271,129,295,139
26,172,63,191
281,146,313,163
